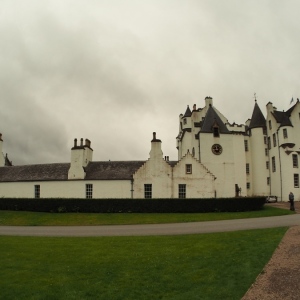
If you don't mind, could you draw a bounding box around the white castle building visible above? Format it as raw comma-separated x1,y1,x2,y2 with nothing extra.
0,97,299,201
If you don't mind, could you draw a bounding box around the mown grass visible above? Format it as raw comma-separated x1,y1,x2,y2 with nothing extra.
0,206,293,226
0,227,287,300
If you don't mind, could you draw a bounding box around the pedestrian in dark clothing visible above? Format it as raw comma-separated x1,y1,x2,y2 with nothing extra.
289,192,295,211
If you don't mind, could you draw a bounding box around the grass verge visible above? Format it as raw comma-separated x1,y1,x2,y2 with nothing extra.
0,227,287,300
0,206,293,226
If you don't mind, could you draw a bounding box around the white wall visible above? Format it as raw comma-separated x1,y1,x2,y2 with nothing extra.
0,180,132,198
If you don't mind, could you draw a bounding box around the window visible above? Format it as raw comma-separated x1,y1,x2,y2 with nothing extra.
294,174,299,188
264,136,267,144
267,137,271,150
265,148,268,156
267,177,270,185
263,127,267,135
213,126,220,137
273,133,277,147
86,184,93,199
272,156,276,172
244,140,249,151
269,120,272,130
246,182,250,189
144,184,152,198
186,164,192,174
283,128,288,139
246,163,250,174
178,184,186,198
292,154,298,168
34,185,40,198
183,118,187,125
266,161,269,169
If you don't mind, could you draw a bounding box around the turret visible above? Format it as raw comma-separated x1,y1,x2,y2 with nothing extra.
68,138,93,180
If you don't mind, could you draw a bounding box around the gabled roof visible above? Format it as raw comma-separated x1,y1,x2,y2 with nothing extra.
286,99,299,115
85,161,145,180
200,106,230,134
0,163,70,182
272,111,293,127
249,102,266,129
183,106,192,117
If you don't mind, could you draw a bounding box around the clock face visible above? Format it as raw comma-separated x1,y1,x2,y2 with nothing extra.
211,144,222,155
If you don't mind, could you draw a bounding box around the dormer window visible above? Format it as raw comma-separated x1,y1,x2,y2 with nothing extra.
212,121,220,137
213,125,220,137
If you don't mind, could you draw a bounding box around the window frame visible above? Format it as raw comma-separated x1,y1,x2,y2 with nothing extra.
144,184,152,199
34,185,40,199
246,163,250,174
178,184,186,198
86,184,93,199
273,133,277,147
272,156,276,172
244,140,249,152
292,154,298,168
294,174,299,188
186,164,192,174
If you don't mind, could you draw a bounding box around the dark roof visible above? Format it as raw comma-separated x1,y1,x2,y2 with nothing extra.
272,111,293,127
0,163,70,182
0,161,147,182
280,113,293,127
286,99,299,115
84,161,145,180
200,106,230,134
249,102,266,129
183,106,192,117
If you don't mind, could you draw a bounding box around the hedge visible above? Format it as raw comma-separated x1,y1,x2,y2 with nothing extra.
0,197,265,213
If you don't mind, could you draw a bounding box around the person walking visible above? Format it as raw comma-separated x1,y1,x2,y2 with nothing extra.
289,192,295,211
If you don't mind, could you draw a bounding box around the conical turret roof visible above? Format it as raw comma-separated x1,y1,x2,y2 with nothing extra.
249,102,266,129
183,105,192,117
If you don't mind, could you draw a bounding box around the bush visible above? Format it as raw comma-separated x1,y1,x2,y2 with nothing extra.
0,197,265,213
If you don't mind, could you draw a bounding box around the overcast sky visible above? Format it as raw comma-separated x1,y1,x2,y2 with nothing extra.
1,0,299,165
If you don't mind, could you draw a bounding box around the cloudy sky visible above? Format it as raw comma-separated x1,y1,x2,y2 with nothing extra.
1,0,299,165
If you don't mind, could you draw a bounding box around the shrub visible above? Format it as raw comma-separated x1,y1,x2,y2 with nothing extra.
0,197,265,213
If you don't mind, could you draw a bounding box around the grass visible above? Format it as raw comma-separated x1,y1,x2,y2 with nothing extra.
0,227,287,300
0,206,293,226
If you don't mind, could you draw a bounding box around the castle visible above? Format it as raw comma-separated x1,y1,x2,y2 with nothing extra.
0,97,299,201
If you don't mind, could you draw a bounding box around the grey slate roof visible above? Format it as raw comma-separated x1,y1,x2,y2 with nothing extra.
0,163,70,182
183,106,192,117
249,102,266,129
200,106,230,134
0,161,147,182
272,111,293,127
84,161,145,180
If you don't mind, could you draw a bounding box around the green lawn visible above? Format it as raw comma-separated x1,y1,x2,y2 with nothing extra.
0,227,287,300
0,206,293,226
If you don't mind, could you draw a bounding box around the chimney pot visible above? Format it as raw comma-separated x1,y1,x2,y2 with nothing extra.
74,138,77,147
80,138,83,146
153,132,156,140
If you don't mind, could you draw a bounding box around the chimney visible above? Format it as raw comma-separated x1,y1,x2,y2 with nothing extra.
205,96,213,107
0,133,4,167
150,132,163,160
193,104,196,111
68,137,93,180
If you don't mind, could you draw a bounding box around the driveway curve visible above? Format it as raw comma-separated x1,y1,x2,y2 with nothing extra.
1,214,300,237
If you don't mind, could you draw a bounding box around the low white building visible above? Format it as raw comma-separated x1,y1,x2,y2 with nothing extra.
0,97,299,201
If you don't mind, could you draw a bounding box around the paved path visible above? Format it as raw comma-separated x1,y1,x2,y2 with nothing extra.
0,214,300,237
